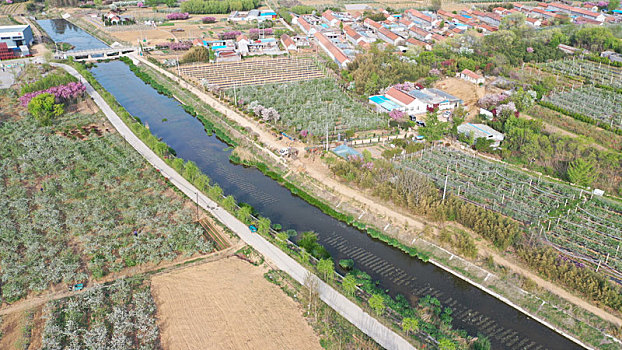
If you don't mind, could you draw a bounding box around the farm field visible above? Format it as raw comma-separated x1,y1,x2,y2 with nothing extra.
539,59,622,89
401,147,622,278
41,277,159,349
229,78,386,135
0,93,212,304
0,3,25,15
543,86,622,130
151,256,322,350
546,197,622,276
401,147,579,224
182,57,325,90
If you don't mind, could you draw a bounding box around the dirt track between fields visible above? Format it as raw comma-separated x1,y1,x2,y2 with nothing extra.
151,257,322,350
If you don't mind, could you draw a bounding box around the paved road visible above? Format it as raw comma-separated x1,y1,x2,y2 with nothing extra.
54,63,416,350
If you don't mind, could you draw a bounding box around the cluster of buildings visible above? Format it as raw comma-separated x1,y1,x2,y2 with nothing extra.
287,2,621,68
0,24,34,59
194,30,310,62
228,10,278,22
506,2,619,25
369,85,463,117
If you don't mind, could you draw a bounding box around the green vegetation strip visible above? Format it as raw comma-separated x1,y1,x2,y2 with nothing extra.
537,101,622,135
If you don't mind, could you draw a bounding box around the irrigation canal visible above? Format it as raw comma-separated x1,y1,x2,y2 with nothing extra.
40,20,583,350
36,19,108,52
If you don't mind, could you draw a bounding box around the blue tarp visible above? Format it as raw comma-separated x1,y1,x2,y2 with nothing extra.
333,145,362,159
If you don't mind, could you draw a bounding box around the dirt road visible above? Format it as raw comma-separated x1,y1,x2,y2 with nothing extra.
152,257,322,350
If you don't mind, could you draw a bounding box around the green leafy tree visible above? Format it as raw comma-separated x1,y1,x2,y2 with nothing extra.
276,231,289,242
316,258,334,281
511,88,534,112
299,248,310,265
473,334,491,350
180,46,211,64
27,93,64,126
567,159,596,187
221,195,236,211
419,113,449,141
341,274,357,296
368,294,385,315
257,217,271,235
183,161,200,182
401,317,419,335
438,338,456,350
208,184,223,200
609,0,620,12
236,206,252,223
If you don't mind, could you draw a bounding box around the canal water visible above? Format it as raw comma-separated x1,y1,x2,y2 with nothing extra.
38,19,584,350
36,19,108,52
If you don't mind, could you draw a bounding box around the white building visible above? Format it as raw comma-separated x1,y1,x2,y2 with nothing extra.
458,69,485,84
458,123,504,147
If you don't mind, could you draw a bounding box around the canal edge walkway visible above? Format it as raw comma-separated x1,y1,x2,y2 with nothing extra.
53,62,417,350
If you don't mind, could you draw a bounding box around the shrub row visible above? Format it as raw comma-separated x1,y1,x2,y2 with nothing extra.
538,101,622,136
585,54,622,68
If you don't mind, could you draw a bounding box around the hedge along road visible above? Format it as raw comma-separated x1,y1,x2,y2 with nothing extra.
53,62,417,350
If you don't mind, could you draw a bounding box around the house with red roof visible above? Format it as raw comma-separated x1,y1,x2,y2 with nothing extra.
280,34,297,52
343,24,364,45
385,87,428,114
525,17,542,27
322,10,340,27
409,26,432,42
547,2,605,21
405,9,437,29
459,69,484,84
406,37,432,50
293,16,317,35
313,32,350,68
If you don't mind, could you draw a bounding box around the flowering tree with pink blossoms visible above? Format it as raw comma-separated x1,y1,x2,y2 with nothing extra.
477,93,509,110
19,82,86,107
166,12,189,20
389,109,406,122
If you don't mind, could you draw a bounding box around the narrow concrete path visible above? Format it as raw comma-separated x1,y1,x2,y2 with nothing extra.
53,62,416,350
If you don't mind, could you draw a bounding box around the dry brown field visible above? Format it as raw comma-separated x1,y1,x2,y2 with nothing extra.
151,256,322,350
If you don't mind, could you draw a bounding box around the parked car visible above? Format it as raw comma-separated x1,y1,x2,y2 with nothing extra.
69,283,85,291
249,225,257,233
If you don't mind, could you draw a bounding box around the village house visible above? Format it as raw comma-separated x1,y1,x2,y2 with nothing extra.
385,87,428,115
407,88,463,111
322,10,341,27
280,34,297,52
314,31,350,68
404,9,437,29
459,69,485,84
457,123,505,148
546,2,606,22
343,24,365,46
293,15,317,35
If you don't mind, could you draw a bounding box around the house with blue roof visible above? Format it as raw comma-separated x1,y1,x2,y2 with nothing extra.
457,123,504,148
